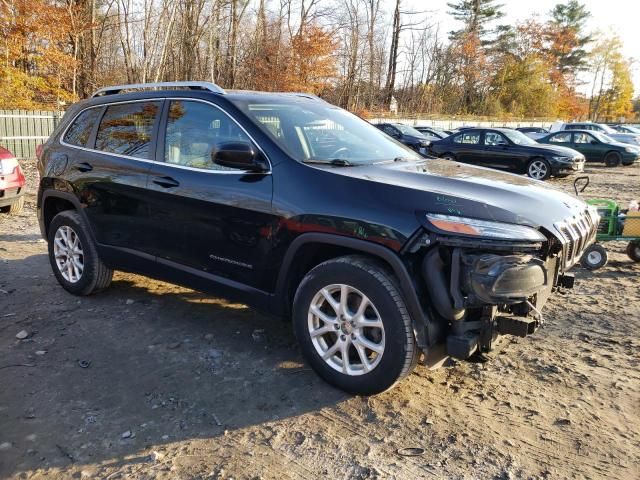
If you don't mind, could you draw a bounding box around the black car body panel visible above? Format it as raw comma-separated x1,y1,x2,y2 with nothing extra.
428,127,585,177
37,86,598,363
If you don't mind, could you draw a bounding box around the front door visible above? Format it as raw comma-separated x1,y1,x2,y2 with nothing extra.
571,132,602,161
480,131,521,170
145,99,275,295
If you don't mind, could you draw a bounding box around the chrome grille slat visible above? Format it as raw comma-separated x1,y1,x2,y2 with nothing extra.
554,208,599,269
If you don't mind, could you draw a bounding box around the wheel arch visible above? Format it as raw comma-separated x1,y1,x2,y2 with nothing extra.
273,233,433,348
40,190,86,238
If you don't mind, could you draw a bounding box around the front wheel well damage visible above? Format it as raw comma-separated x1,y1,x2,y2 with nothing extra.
281,242,392,319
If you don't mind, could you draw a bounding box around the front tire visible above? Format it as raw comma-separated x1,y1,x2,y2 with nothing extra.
527,158,551,180
440,152,456,161
292,255,419,395
581,244,608,270
47,210,113,295
627,241,640,262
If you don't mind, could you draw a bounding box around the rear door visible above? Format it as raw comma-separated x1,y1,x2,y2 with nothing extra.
450,131,482,164
145,98,275,294
66,100,161,256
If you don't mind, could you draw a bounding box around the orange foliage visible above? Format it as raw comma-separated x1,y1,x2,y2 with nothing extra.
0,0,79,108
253,24,337,94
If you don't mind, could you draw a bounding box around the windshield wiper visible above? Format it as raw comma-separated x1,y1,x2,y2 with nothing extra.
303,159,354,167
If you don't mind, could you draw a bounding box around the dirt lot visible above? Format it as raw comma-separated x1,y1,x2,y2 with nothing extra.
1,159,639,480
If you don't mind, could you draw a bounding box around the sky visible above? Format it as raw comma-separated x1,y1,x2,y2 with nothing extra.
406,0,640,95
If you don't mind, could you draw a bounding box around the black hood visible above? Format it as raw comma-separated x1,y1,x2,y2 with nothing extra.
317,159,594,236
516,143,582,157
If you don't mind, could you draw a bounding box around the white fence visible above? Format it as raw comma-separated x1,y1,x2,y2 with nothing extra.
0,110,64,159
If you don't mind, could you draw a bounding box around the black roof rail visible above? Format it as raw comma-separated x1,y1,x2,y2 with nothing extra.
91,81,226,98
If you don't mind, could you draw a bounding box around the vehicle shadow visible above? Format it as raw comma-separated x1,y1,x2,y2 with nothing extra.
0,255,350,477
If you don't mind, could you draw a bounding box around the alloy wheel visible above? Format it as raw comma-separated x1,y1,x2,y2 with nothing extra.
307,284,385,376
53,225,84,283
528,160,548,179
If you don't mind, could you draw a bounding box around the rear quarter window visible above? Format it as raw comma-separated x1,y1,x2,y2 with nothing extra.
63,108,102,147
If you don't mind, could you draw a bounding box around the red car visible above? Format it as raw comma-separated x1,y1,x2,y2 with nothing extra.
0,146,25,214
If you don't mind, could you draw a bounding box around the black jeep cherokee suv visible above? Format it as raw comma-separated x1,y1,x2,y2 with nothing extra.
37,82,598,395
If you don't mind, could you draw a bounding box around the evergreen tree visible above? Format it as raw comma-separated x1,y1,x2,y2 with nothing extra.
548,0,592,74
447,0,505,41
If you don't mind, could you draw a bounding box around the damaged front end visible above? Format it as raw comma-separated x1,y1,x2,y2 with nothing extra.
411,210,598,361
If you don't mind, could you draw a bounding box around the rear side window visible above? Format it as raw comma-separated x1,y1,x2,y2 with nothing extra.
95,102,161,159
453,132,480,144
63,108,101,147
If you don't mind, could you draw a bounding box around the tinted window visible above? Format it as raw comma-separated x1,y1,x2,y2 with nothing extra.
565,124,578,130
549,132,572,143
453,132,480,144
95,102,160,158
164,100,253,171
63,108,101,147
483,132,508,146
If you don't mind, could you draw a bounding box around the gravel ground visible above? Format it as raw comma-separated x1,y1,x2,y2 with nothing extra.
0,159,639,479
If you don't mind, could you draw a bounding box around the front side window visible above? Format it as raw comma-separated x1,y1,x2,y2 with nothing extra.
549,132,571,143
95,102,160,159
64,108,102,147
453,132,480,144
573,132,594,144
164,100,254,170
483,132,508,146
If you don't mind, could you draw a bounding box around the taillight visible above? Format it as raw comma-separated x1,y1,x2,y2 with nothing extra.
0,157,19,175
36,144,43,160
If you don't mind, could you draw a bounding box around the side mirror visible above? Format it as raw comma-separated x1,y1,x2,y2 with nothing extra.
212,142,267,172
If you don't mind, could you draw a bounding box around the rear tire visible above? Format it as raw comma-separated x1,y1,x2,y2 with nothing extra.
0,196,24,214
604,152,621,167
626,241,640,262
581,244,608,270
292,255,419,395
47,210,113,295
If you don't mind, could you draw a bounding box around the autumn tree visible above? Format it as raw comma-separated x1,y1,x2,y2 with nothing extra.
589,35,634,122
0,0,78,108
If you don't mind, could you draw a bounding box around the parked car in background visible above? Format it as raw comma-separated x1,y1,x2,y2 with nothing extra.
0,146,26,214
414,126,448,140
516,127,549,140
537,130,640,167
37,81,597,395
516,127,548,133
551,121,640,146
428,127,585,180
611,124,640,135
374,123,431,155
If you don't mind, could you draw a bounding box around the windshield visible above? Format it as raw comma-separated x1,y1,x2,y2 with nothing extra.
231,98,422,164
597,124,617,134
503,130,537,146
393,124,425,137
592,131,616,143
